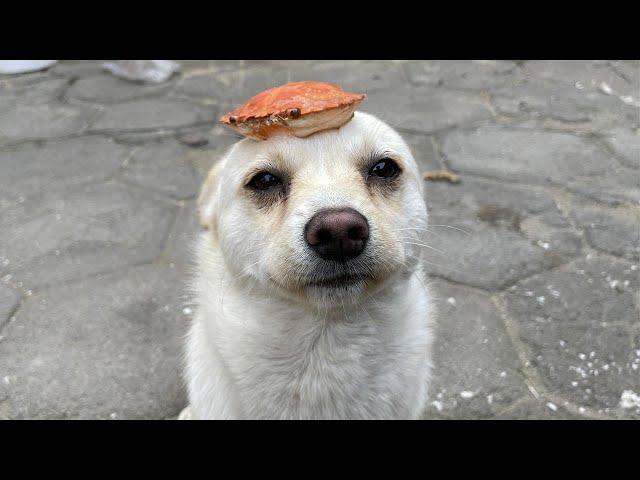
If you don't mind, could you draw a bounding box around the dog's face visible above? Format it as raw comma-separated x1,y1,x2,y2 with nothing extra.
199,112,428,306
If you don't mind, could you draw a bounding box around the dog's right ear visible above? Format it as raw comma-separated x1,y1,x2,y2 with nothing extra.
197,160,223,232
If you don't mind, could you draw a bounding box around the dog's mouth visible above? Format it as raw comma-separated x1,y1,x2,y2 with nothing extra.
305,273,368,289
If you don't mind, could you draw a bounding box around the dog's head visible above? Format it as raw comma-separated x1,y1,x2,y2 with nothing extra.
199,112,428,305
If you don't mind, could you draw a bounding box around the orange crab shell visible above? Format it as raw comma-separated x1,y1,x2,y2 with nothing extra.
219,81,366,140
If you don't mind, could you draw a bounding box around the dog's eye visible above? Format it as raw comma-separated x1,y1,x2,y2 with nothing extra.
369,158,400,179
247,171,283,191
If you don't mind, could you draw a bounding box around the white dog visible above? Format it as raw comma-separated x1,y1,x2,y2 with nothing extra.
183,111,434,419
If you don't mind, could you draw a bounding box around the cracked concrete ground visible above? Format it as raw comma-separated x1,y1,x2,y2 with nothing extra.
0,60,638,419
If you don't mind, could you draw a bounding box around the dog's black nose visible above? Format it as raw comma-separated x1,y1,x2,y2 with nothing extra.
305,208,369,262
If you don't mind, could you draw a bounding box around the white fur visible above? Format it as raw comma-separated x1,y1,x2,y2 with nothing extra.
184,112,434,419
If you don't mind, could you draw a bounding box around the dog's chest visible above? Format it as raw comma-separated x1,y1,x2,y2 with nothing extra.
226,317,427,419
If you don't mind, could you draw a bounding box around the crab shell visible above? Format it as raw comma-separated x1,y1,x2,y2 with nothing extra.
219,81,366,140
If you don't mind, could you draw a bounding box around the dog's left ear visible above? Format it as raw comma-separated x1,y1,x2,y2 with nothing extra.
197,160,223,232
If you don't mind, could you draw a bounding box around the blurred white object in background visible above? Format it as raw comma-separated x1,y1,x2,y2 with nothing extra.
103,60,180,83
0,60,58,74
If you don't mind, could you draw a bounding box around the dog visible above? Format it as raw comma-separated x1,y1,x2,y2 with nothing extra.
183,111,434,419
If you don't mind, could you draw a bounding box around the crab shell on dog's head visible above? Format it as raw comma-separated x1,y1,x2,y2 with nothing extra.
198,111,429,306
219,80,366,140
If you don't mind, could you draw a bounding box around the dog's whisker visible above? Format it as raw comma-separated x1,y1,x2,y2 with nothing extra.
425,224,472,235
400,241,445,255
411,270,431,299
420,259,466,275
393,227,448,240
393,227,430,232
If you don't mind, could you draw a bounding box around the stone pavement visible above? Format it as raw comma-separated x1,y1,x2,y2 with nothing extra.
0,60,638,419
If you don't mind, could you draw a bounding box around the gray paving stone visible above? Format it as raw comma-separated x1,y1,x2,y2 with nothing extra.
121,140,200,199
112,124,240,152
0,263,188,419
0,181,177,290
536,207,572,228
504,255,640,418
0,283,21,328
67,74,175,104
421,177,579,290
604,127,639,169
401,131,441,171
363,88,493,133
0,77,70,107
186,128,237,177
421,218,557,291
608,61,640,85
0,93,13,111
570,205,640,260
173,73,233,102
180,124,240,152
286,60,408,93
110,129,186,145
566,166,640,206
178,61,360,105
523,60,638,98
0,137,129,204
405,60,518,91
164,201,200,266
422,280,530,419
50,60,106,77
0,73,66,113
425,175,560,219
442,126,616,184
0,71,53,86
178,132,210,148
490,79,634,127
244,60,319,69
519,215,583,260
176,60,244,74
90,98,216,132
0,103,96,142
178,61,404,102
494,398,580,419
174,65,290,105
